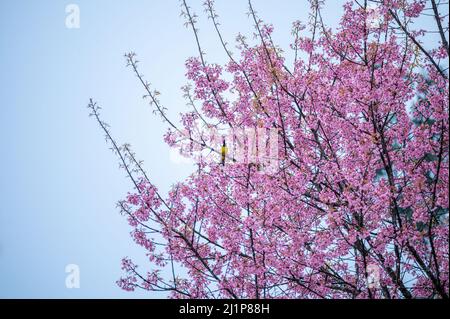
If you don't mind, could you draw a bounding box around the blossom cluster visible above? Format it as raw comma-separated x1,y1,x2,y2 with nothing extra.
113,0,449,299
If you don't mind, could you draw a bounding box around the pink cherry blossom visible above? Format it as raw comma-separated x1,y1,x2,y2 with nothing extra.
90,0,449,299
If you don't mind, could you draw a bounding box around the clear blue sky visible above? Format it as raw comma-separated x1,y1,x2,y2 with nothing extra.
0,0,442,298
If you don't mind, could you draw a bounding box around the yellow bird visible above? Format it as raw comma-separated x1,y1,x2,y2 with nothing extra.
221,140,228,166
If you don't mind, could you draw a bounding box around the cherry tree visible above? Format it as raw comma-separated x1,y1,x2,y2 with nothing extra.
89,0,449,298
